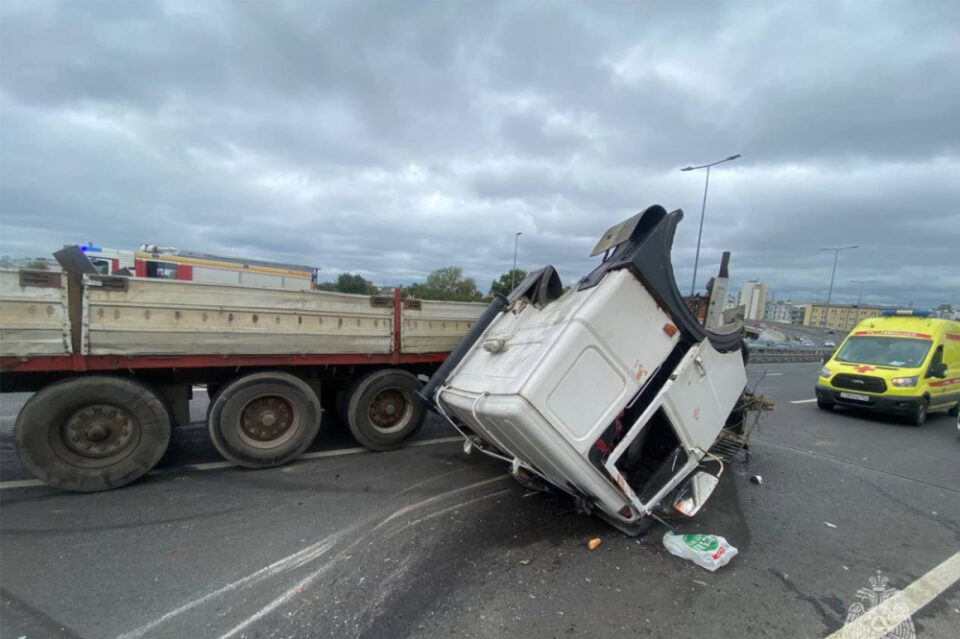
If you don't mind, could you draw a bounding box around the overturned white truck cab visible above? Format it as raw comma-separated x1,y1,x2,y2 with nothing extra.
422,205,753,535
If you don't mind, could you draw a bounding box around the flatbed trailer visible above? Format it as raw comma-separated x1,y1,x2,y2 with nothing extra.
0,259,483,492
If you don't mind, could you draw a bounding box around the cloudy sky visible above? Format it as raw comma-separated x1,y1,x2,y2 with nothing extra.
1,0,958,307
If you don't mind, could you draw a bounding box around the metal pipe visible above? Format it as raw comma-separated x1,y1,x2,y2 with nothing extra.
418,293,509,407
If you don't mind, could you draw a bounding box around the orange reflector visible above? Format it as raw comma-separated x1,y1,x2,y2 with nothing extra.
663,323,678,336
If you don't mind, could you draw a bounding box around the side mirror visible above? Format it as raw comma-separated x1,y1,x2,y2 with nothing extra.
673,471,719,517
928,362,947,379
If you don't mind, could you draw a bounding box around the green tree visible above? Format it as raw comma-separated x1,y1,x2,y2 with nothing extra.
314,273,377,294
489,268,528,298
334,272,376,295
25,259,49,270
407,266,483,302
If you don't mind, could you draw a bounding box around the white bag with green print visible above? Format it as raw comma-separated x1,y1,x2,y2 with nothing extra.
663,532,739,571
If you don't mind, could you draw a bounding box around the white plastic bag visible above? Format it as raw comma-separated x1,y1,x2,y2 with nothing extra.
662,532,738,571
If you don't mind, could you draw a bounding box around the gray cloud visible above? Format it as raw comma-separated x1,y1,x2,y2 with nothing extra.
1,0,958,307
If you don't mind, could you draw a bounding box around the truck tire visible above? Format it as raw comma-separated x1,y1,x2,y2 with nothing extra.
14,376,172,492
207,372,321,468
908,398,928,427
345,369,426,451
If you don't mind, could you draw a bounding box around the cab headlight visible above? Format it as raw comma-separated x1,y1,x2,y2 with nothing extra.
891,376,918,387
819,367,832,378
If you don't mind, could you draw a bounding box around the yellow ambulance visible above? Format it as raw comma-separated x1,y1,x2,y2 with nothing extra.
815,310,960,426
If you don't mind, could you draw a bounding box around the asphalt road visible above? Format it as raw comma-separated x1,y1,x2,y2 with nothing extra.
1,364,958,638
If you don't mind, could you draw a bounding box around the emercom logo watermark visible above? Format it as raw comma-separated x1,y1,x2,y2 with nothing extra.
840,571,915,639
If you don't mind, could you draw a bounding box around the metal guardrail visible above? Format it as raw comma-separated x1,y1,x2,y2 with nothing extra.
748,347,832,364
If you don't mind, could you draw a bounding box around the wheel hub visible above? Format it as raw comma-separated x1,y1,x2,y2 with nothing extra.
241,396,293,441
63,404,137,459
369,389,408,428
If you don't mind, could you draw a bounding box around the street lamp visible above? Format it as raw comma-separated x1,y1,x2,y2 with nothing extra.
850,279,876,307
681,154,741,296
849,279,876,330
511,232,523,290
818,245,858,329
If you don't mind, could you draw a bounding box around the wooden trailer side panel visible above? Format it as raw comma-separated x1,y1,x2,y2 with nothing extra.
82,276,394,356
401,299,485,354
0,269,72,356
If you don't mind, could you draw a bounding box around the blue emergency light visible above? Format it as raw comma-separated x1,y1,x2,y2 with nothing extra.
881,309,930,317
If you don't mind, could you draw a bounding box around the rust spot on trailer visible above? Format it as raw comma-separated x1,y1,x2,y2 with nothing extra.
634,362,647,381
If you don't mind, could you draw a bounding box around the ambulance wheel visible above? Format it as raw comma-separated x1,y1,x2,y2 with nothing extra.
207,372,321,468
14,376,172,492
345,369,425,451
909,399,928,427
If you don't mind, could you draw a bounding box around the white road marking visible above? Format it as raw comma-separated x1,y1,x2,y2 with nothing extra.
0,478,45,489
829,550,960,639
790,398,818,404
764,372,783,376
0,436,466,490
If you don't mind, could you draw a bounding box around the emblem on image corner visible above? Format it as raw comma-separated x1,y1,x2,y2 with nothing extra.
841,570,915,639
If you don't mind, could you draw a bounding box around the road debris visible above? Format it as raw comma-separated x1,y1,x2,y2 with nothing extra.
588,537,602,551
519,559,531,565
824,521,837,528
663,532,738,571
749,474,763,485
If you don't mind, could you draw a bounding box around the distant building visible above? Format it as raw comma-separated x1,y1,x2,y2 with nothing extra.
739,281,768,321
789,304,806,325
803,303,887,330
931,304,957,320
765,300,807,325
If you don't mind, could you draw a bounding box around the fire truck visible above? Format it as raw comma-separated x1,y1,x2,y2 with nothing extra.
80,244,318,290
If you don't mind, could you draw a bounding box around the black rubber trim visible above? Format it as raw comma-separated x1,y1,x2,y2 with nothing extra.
577,205,742,354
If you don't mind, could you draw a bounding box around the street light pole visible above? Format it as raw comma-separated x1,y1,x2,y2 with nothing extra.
511,232,522,290
851,279,875,307
849,279,876,330
681,154,741,296
818,245,858,329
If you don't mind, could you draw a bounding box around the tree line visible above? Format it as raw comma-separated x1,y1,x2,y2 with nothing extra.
318,267,529,302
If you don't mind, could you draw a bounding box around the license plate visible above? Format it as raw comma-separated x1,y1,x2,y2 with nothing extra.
840,392,869,402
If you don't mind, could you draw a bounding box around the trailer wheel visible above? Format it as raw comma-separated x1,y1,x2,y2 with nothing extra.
207,372,321,468
345,369,426,451
14,376,172,492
